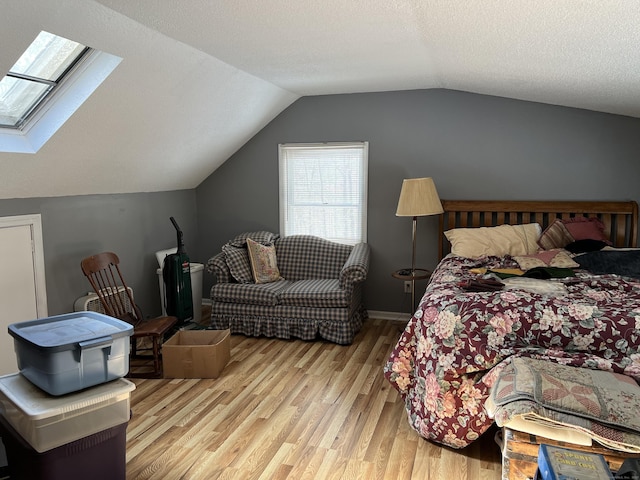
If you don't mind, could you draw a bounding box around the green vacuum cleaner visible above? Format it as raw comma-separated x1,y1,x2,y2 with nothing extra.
162,217,194,325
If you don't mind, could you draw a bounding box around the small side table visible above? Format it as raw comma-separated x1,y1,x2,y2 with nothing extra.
392,268,431,313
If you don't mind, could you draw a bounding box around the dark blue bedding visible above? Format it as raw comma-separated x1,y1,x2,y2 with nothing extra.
576,249,640,279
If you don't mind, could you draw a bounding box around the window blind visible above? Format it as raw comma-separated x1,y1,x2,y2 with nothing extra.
279,142,368,244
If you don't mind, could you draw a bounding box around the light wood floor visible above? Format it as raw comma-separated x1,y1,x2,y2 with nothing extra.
126,318,502,480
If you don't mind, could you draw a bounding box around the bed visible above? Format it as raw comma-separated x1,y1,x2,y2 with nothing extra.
384,200,640,449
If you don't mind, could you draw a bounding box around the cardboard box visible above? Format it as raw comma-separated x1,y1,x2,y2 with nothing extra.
162,329,230,378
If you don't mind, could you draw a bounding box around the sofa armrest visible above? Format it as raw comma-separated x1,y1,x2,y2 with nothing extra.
206,252,232,283
339,242,370,289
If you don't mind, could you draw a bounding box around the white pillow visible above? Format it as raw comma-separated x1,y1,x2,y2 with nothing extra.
513,248,579,270
445,223,542,259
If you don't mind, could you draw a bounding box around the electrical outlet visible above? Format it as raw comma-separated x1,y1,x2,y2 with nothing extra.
404,281,412,293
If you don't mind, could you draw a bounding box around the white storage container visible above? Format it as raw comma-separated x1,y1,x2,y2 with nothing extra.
0,374,135,453
8,312,133,396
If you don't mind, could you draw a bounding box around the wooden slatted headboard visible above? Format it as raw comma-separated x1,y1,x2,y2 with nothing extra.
438,200,639,259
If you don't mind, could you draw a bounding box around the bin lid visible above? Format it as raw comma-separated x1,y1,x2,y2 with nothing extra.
0,374,135,419
8,312,133,352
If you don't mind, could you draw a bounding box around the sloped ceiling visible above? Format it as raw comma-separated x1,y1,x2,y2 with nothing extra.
1,0,639,199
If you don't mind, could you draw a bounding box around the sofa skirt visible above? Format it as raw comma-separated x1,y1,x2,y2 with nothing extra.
210,304,368,345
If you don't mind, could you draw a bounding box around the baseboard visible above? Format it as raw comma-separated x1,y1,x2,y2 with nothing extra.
367,310,412,322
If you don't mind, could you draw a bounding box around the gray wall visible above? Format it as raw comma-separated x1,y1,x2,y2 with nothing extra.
0,191,198,318
2,88,638,319
196,88,640,314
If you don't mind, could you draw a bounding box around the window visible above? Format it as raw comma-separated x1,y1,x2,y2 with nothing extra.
0,31,121,154
0,31,89,129
279,142,368,244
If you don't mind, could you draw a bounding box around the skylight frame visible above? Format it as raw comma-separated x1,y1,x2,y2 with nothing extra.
0,32,91,130
0,35,122,154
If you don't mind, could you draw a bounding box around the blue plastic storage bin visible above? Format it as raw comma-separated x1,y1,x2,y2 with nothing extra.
8,312,133,396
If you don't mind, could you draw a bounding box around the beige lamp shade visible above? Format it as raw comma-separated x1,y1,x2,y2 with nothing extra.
396,177,444,217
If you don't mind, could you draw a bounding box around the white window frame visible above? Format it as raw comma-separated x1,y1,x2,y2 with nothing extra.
278,141,368,245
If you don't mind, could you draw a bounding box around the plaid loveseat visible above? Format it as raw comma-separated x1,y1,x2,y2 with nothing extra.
207,232,370,344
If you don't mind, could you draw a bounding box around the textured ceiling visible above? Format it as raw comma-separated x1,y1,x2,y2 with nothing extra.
95,0,640,115
1,0,639,199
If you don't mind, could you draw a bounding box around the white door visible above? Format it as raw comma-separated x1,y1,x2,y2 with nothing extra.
0,215,48,375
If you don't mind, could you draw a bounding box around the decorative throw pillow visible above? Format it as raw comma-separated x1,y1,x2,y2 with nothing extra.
444,223,541,259
537,220,575,250
562,217,611,245
229,231,279,248
513,249,580,271
222,244,253,283
246,238,283,284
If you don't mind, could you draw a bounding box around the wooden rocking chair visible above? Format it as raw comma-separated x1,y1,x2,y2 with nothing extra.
81,251,178,378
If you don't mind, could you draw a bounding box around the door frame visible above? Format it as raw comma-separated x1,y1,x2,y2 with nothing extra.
0,214,48,317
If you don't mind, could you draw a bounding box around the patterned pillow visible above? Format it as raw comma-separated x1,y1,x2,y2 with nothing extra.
538,217,612,250
537,220,574,250
563,217,612,245
229,231,279,248
513,248,579,271
221,244,253,283
246,238,284,284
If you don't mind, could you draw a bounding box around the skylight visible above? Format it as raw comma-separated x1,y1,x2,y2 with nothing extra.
0,31,89,129
0,31,121,154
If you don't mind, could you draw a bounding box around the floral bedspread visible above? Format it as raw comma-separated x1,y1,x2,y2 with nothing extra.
383,254,640,449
